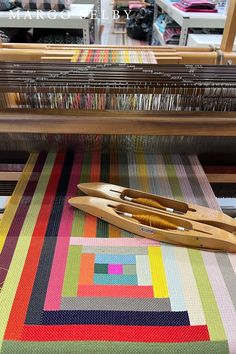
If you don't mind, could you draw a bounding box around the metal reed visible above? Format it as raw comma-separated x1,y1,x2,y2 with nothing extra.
0,62,236,111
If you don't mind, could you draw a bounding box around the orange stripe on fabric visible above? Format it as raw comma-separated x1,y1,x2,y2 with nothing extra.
83,151,101,237
109,149,121,237
78,254,95,286
77,284,154,298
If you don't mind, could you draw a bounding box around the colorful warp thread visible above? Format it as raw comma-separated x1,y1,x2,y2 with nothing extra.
0,149,235,353
17,50,156,110
71,49,157,63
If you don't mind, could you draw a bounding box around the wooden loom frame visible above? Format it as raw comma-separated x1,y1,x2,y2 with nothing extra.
0,0,236,138
1,42,236,64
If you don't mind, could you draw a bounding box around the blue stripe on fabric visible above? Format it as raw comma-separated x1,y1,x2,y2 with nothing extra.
95,254,136,264
94,274,138,285
161,244,186,311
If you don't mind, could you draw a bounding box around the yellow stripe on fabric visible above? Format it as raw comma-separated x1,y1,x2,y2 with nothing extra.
148,246,168,298
71,50,78,63
0,153,38,253
125,50,129,63
138,51,142,63
0,153,56,346
136,153,150,192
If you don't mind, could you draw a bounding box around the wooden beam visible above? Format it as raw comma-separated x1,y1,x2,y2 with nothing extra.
0,172,21,181
0,43,213,52
0,47,217,64
220,0,236,52
0,110,236,136
206,173,236,183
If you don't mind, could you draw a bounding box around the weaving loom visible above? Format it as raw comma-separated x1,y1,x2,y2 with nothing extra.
0,3,236,352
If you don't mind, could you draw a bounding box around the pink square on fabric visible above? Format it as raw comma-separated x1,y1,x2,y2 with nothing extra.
108,264,123,274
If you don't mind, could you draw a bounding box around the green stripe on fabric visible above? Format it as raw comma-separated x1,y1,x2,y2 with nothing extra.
0,153,56,346
1,340,229,354
94,263,108,274
62,246,82,297
123,264,136,275
71,152,91,237
163,155,183,200
188,249,227,341
97,150,110,238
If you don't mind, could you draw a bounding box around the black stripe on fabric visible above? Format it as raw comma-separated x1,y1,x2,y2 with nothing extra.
96,139,110,238
25,151,74,324
42,309,190,326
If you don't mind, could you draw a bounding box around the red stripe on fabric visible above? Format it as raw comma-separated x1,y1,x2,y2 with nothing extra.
77,285,154,298
84,151,101,237
4,153,65,340
31,153,66,238
21,324,210,342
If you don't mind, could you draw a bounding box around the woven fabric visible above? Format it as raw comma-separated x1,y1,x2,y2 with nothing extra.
0,150,235,353
71,49,157,63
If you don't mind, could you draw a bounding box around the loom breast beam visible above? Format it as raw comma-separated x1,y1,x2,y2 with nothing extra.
68,196,236,253
78,182,236,233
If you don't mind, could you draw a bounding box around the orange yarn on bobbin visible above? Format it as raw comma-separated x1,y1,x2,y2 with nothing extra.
132,197,165,210
132,214,178,230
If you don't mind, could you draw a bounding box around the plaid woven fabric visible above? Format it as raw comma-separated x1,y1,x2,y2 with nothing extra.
0,148,235,353
14,0,71,11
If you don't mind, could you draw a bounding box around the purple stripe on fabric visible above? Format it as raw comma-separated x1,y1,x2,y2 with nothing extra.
0,164,24,172
188,156,220,211
171,155,196,204
229,254,236,274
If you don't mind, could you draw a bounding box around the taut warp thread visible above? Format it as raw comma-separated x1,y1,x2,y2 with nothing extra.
0,63,236,111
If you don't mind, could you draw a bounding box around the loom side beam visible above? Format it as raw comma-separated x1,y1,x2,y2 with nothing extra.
0,46,224,64
0,110,236,136
220,0,236,52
